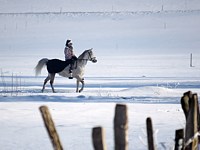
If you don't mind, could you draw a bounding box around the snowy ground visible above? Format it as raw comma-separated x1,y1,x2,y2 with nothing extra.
0,55,200,150
1,1,200,149
0,102,185,150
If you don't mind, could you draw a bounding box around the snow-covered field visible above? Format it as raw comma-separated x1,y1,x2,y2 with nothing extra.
1,56,200,150
1,0,200,149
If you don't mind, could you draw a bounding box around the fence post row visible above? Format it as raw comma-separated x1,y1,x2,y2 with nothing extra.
181,91,199,150
39,106,63,150
38,91,200,150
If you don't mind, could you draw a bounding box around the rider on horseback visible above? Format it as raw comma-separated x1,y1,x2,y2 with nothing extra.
64,39,77,79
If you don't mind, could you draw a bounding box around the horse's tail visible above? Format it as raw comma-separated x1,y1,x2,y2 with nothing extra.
35,58,49,76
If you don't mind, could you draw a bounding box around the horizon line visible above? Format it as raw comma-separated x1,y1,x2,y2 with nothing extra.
0,9,200,16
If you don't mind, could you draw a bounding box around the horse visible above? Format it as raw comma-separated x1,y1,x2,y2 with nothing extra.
35,48,97,93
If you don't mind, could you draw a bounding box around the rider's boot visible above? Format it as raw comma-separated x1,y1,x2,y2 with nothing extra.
69,70,73,79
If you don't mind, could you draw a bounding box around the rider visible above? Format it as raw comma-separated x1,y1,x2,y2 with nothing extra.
64,39,77,79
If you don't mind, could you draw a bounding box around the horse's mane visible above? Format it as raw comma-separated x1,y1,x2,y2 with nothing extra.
78,50,89,59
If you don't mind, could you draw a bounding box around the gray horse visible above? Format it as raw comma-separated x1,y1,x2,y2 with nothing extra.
35,49,97,93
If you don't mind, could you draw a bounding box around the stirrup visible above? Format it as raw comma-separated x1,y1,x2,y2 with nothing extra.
69,73,73,79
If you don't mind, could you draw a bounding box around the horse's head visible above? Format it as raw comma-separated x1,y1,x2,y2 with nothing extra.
80,48,97,63
88,48,97,63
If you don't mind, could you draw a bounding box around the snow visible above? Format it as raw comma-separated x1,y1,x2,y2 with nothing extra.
1,10,200,56
0,0,200,149
0,103,185,150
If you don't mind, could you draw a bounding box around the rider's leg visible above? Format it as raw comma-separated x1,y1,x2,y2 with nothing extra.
69,64,73,79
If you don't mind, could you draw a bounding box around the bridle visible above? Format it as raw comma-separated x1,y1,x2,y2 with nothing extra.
88,50,97,62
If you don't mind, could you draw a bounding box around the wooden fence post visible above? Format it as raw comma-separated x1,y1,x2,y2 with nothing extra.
146,117,156,150
184,94,199,150
181,91,192,119
92,126,107,150
114,104,128,150
39,106,63,150
174,129,184,150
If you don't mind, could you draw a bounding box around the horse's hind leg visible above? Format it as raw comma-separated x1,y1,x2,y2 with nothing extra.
76,80,80,93
50,73,56,93
42,75,50,92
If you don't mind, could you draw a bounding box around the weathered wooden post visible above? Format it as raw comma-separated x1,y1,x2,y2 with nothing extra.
92,126,107,150
39,105,63,150
114,104,128,150
146,117,156,150
184,94,199,150
174,129,184,150
181,91,193,119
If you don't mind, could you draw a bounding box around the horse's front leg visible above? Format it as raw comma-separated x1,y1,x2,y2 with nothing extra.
79,79,84,93
76,77,84,93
